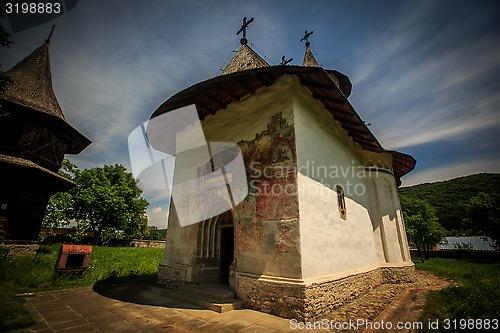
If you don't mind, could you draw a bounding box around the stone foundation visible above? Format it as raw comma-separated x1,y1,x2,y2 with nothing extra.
237,274,306,319
0,240,39,256
381,264,417,284
302,268,384,321
131,240,166,248
236,264,415,321
157,262,193,288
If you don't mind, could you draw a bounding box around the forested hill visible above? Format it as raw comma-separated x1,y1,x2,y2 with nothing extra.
399,173,500,233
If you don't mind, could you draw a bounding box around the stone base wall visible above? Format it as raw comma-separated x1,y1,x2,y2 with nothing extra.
381,264,416,284
131,240,166,248
0,241,39,256
302,269,383,321
157,262,193,288
237,274,306,319
236,264,415,321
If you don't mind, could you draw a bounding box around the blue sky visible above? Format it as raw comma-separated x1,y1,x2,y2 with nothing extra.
1,0,500,227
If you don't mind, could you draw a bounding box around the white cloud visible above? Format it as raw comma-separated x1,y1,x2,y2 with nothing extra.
382,110,500,150
350,15,500,151
146,204,169,228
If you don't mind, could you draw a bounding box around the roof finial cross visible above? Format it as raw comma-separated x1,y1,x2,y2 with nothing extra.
281,56,293,65
237,17,254,45
45,25,56,44
300,30,314,47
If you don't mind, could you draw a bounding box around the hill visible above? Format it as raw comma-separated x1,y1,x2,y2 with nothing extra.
399,173,500,234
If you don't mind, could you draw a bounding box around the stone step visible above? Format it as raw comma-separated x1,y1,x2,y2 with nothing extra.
161,284,242,313
179,283,236,301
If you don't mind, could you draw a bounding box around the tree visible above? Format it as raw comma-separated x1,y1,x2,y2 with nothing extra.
465,192,500,249
43,161,149,245
43,160,80,228
399,173,500,234
0,1,14,93
71,164,149,244
142,226,164,241
400,195,446,262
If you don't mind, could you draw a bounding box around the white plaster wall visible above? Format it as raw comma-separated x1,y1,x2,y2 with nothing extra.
381,174,411,262
365,173,389,264
372,174,405,263
163,75,301,278
393,186,412,261
292,77,385,280
297,174,379,279
161,202,199,267
201,76,294,143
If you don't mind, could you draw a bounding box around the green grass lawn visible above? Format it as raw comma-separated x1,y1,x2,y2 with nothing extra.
0,244,164,332
415,258,500,332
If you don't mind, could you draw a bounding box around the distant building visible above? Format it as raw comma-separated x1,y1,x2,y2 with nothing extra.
153,34,416,320
0,40,90,245
439,236,496,251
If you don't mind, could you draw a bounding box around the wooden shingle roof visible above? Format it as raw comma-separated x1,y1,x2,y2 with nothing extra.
222,44,269,75
0,42,65,121
0,42,91,154
302,46,319,67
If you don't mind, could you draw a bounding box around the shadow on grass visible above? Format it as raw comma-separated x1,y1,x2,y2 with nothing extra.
92,273,200,310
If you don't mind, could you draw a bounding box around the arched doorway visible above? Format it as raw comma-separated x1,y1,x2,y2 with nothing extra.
218,211,234,284
196,210,234,285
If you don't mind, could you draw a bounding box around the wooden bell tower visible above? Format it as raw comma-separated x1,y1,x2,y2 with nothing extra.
0,38,91,242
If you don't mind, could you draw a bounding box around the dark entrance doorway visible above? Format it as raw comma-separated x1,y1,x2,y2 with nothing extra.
219,226,234,284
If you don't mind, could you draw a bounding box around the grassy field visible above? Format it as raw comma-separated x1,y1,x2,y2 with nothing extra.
415,258,500,332
0,244,164,332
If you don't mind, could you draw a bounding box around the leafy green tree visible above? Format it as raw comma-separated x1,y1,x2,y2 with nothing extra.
42,160,80,228
399,173,500,234
43,161,149,245
121,213,148,240
465,192,500,249
142,226,164,241
71,164,149,245
400,195,446,262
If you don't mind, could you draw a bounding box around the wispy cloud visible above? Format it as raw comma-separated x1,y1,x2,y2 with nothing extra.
402,157,500,187
348,2,500,154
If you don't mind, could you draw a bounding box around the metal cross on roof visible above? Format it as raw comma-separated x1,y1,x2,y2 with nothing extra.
300,30,314,47
237,17,254,45
281,56,293,65
45,25,56,44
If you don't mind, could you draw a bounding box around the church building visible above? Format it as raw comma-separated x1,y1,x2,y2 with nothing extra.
153,23,416,320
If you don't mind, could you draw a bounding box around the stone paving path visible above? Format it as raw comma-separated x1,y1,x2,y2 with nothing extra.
16,283,291,333
331,270,451,332
13,271,450,333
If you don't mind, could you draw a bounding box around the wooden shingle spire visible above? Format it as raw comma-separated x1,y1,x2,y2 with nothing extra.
300,30,319,67
0,42,66,121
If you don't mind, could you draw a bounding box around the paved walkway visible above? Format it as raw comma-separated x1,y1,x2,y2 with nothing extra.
15,271,450,333
19,283,292,333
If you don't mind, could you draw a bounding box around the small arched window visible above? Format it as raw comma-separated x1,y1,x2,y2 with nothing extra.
336,185,347,220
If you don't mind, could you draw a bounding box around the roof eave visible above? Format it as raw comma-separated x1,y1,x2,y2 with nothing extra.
149,65,415,183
